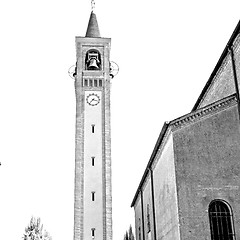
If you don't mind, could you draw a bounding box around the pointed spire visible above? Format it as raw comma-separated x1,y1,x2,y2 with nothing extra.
85,11,101,38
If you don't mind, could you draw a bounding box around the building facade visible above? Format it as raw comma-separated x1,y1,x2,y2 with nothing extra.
73,11,113,240
131,20,240,240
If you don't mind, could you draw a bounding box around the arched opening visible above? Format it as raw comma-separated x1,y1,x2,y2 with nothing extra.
209,199,235,240
85,49,101,70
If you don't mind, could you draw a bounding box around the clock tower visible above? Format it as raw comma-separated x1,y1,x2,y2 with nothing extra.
73,10,113,240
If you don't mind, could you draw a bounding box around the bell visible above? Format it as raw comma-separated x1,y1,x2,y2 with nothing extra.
88,58,99,70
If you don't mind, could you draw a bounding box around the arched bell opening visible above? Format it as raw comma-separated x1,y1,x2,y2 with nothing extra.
85,49,101,70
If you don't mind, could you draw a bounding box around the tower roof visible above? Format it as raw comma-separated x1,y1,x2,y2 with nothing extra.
85,11,101,38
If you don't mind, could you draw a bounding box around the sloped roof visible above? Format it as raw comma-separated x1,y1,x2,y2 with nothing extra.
192,20,240,111
130,122,169,207
131,93,238,207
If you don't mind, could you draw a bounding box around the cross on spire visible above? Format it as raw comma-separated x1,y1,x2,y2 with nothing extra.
85,7,100,37
91,0,95,12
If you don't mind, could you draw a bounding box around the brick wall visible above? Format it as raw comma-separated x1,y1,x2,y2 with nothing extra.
199,33,240,108
152,132,180,240
134,195,144,240
74,37,112,240
142,173,154,240
173,103,240,240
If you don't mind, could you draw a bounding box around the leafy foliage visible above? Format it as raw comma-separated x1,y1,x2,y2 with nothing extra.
23,217,52,240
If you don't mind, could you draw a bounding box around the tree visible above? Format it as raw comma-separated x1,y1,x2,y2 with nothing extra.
124,225,135,240
124,231,129,240
23,217,52,240
128,225,135,240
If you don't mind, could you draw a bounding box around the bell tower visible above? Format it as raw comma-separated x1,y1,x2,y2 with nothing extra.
73,9,112,240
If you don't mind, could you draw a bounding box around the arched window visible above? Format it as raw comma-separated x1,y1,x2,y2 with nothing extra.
209,200,235,240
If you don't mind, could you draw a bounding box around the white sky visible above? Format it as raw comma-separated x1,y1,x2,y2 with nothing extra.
0,0,239,239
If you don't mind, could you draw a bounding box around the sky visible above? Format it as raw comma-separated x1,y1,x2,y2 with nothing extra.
0,0,239,239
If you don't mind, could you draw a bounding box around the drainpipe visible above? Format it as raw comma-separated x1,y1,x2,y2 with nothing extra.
149,168,157,240
229,46,240,116
140,190,145,240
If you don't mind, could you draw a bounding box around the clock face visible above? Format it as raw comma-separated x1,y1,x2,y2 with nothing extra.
86,93,100,106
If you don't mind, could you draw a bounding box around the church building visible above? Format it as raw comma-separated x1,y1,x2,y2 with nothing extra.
131,20,240,240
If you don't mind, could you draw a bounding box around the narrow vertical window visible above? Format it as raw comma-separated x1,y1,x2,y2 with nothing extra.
91,192,95,201
147,204,151,232
99,79,102,87
138,218,141,240
92,157,95,166
91,228,95,239
94,79,98,87
209,200,235,240
84,79,88,87
91,124,95,133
